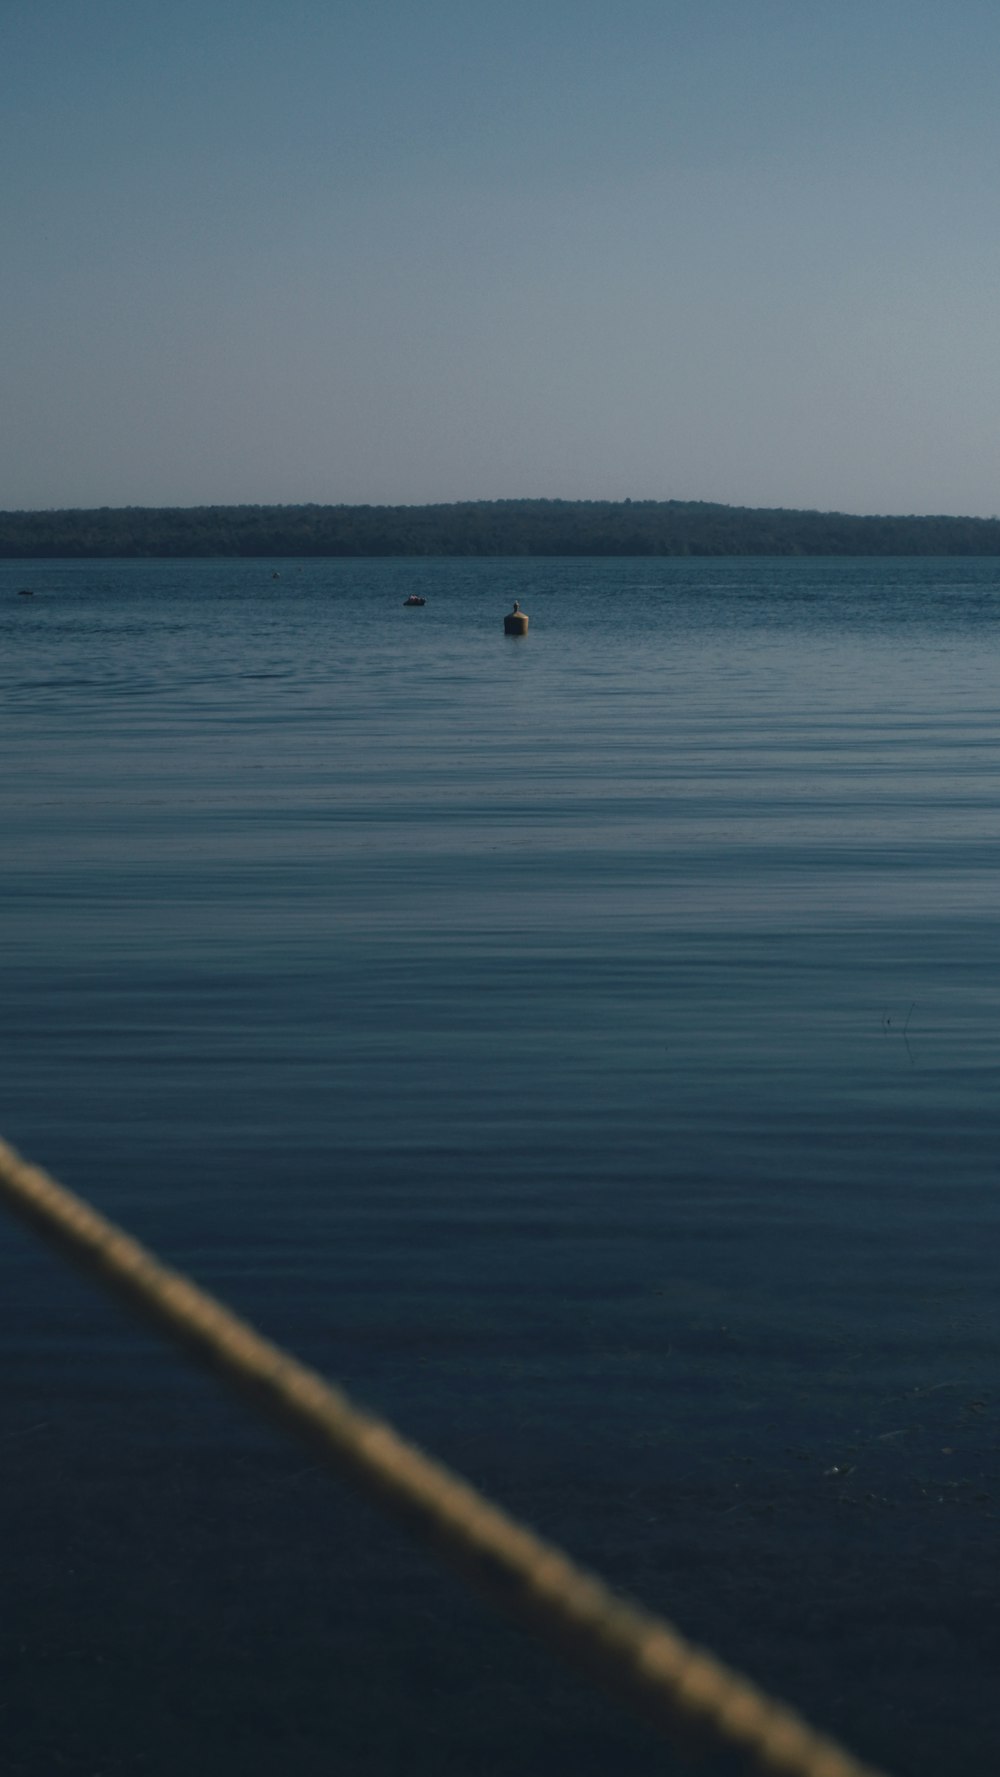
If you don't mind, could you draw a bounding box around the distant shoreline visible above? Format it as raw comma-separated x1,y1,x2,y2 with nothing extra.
3,498,1000,559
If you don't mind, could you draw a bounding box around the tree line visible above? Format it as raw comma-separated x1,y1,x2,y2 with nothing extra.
3,498,1000,557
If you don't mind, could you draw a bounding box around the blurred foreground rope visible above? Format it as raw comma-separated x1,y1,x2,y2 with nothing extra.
0,1136,887,1777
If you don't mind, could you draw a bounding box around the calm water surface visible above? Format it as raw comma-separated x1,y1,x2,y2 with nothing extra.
1,557,999,1776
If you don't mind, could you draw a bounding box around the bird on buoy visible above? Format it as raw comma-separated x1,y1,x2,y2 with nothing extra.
504,599,528,635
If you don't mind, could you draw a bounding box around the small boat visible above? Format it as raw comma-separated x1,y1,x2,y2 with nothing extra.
18,588,34,596
403,595,426,606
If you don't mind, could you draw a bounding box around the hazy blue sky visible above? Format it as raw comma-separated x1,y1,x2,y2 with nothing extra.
4,0,1000,514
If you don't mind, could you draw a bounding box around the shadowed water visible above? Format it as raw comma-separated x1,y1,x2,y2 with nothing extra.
2,556,999,1776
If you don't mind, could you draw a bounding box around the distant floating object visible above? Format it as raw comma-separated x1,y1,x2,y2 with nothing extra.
504,600,528,635
17,588,33,596
272,572,281,579
403,595,426,606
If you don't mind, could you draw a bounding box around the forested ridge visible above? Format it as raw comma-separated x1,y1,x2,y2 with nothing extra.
3,498,1000,558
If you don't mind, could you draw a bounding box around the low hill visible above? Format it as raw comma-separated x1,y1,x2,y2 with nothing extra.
2,498,1000,558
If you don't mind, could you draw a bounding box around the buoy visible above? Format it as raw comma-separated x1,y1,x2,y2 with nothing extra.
503,600,528,635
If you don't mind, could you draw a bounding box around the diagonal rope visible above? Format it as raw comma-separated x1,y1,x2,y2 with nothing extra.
0,1136,887,1777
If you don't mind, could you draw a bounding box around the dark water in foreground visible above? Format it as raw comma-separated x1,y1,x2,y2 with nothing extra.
1,556,999,1777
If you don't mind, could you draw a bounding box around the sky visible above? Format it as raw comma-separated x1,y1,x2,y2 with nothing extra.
3,0,1000,516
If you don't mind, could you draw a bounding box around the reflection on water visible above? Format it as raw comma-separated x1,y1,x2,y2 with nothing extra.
2,556,1000,1775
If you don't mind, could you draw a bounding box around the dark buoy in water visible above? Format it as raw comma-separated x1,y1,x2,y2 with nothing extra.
504,600,528,635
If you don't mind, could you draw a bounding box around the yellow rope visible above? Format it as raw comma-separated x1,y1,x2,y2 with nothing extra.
0,1136,887,1777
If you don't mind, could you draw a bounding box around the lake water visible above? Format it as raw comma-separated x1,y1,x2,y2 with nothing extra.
1,555,999,1776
